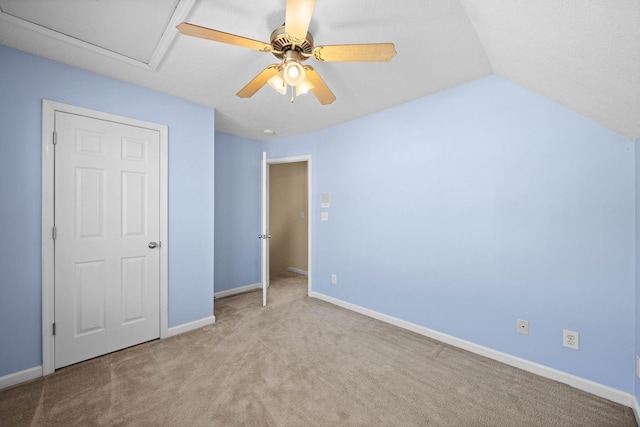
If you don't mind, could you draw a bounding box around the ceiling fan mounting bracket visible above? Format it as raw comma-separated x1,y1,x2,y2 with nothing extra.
270,25,314,62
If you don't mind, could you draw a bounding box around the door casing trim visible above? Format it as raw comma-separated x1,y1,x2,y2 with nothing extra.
41,100,169,375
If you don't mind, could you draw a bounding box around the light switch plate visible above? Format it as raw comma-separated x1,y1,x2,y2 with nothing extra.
321,192,330,208
321,212,329,221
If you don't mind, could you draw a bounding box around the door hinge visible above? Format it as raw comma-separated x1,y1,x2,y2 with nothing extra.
52,322,56,336
52,131,57,145
52,226,57,240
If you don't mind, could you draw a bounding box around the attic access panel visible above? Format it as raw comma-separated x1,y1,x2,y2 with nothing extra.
0,0,183,66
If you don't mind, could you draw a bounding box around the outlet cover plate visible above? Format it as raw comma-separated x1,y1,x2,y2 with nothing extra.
563,329,579,350
517,319,530,336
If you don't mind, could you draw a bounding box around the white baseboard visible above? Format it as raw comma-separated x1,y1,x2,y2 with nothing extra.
0,365,42,390
309,291,635,408
2,316,217,389
166,315,216,338
287,267,308,276
214,283,261,299
632,396,640,425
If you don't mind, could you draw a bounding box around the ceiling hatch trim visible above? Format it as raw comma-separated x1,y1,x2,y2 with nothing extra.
0,0,195,70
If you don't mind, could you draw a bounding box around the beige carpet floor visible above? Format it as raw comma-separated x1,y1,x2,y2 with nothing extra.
0,272,636,426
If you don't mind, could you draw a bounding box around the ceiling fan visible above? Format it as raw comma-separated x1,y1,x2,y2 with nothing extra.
176,0,396,105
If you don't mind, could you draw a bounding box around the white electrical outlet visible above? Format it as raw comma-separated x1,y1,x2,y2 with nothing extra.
517,319,530,336
563,329,579,350
636,356,640,379
331,274,337,284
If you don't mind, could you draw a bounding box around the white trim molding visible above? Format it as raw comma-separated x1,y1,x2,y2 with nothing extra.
166,316,216,338
42,100,169,376
309,291,635,408
0,366,42,390
287,267,308,276
214,283,262,299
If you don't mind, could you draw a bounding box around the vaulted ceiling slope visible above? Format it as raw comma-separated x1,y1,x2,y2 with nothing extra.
461,0,640,142
0,0,637,141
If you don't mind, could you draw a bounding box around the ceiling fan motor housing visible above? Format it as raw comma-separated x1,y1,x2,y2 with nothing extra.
270,25,314,61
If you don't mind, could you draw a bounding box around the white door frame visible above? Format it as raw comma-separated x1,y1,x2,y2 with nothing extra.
265,155,313,297
41,100,169,375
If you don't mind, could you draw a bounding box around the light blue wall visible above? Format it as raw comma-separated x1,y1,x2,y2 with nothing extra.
0,45,215,377
214,132,262,292
254,75,634,392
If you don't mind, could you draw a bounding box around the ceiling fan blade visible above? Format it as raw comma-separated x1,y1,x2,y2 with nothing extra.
285,0,316,41
176,22,272,53
304,66,336,105
236,64,281,98
313,43,396,62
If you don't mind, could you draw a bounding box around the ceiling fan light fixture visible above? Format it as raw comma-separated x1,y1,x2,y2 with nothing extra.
283,50,306,87
268,70,287,95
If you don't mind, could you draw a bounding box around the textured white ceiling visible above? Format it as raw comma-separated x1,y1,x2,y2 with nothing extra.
461,0,640,141
0,0,637,140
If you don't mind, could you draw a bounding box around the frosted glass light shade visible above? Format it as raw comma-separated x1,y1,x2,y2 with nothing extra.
284,61,305,86
268,70,287,95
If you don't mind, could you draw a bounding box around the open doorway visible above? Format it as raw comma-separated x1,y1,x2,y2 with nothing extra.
264,159,310,303
269,161,308,276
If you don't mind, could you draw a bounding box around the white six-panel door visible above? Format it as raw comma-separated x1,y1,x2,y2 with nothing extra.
54,111,161,368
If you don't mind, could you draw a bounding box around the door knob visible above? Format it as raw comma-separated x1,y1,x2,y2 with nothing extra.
148,241,159,249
